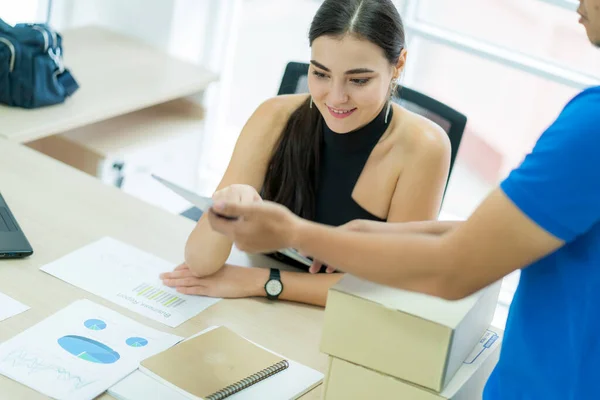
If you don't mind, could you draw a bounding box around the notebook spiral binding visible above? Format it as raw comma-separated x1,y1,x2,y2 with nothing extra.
206,360,290,400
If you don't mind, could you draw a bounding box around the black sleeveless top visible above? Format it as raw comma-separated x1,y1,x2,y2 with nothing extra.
268,105,392,271
313,105,392,226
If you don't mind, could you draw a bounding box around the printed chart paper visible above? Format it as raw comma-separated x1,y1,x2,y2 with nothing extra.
0,299,182,400
0,291,29,322
40,237,221,327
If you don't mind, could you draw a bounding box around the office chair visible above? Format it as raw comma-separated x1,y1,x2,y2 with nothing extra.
181,61,467,222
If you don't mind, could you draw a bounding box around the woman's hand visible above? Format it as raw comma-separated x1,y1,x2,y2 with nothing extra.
160,263,267,298
208,201,302,253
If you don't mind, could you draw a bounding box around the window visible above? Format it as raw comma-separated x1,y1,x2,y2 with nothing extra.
407,37,580,217
0,0,46,25
415,0,600,78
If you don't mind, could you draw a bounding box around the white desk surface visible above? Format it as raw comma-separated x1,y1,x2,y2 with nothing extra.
0,139,325,399
0,26,218,144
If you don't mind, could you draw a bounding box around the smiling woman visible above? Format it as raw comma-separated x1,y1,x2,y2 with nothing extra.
161,0,451,307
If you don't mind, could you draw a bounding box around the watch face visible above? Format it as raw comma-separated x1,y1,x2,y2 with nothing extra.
265,279,283,296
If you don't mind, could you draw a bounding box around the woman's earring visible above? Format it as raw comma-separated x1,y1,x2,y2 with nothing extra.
384,101,392,124
310,97,313,109
385,80,396,124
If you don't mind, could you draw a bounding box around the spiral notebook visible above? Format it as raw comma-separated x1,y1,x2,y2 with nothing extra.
118,326,322,400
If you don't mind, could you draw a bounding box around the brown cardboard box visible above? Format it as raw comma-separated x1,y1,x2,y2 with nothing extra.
321,275,501,392
322,328,502,400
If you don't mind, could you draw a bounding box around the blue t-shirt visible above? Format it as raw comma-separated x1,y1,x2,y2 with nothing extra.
484,86,600,399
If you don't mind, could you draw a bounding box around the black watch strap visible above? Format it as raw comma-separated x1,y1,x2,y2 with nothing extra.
269,268,281,281
265,268,283,300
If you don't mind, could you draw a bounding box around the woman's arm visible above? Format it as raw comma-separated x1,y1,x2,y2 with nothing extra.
184,97,292,277
161,263,343,307
277,270,344,306
385,115,451,223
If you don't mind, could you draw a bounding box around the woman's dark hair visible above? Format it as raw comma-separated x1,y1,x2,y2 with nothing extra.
262,0,405,220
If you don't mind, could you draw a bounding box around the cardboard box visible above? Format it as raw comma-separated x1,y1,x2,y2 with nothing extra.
322,329,502,400
320,275,501,392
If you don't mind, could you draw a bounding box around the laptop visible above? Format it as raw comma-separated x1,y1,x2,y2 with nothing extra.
151,175,313,268
0,193,33,259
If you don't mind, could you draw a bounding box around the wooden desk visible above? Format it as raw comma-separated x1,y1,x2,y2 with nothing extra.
0,139,325,399
0,26,218,144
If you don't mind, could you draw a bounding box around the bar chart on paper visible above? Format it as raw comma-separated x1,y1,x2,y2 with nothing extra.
132,283,187,308
40,237,222,327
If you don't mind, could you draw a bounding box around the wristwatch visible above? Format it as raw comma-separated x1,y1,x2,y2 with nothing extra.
264,268,283,300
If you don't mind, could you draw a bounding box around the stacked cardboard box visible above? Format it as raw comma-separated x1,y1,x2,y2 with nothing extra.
320,275,502,399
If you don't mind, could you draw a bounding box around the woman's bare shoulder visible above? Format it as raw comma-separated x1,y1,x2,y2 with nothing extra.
256,94,310,123
241,94,310,142
388,103,451,158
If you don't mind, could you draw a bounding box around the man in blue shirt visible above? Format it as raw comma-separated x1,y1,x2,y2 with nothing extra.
208,1,600,398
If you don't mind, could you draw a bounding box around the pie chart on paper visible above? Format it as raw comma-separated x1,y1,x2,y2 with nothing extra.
58,335,121,364
126,337,148,347
84,319,107,331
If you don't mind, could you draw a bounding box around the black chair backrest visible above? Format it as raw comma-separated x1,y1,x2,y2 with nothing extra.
278,61,312,96
277,61,467,179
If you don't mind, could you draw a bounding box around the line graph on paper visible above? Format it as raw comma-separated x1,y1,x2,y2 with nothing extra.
132,283,187,308
0,299,183,400
2,348,97,390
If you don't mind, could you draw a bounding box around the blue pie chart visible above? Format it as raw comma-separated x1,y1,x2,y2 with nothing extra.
58,335,120,364
84,319,106,331
126,337,148,347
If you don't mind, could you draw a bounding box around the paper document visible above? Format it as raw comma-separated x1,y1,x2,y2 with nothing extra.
40,237,221,327
152,175,216,215
0,291,29,322
151,175,313,267
0,299,182,400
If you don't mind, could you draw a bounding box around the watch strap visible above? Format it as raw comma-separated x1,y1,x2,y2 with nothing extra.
265,268,282,300
269,268,281,281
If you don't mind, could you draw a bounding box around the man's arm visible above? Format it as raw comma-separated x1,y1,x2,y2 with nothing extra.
349,219,460,236
292,189,563,300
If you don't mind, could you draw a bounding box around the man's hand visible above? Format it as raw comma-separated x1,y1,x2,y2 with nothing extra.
212,184,262,205
208,201,303,253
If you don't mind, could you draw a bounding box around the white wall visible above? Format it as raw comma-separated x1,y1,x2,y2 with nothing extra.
50,0,215,61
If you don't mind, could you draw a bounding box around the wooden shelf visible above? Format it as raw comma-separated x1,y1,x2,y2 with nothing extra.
0,26,217,144
26,98,205,178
